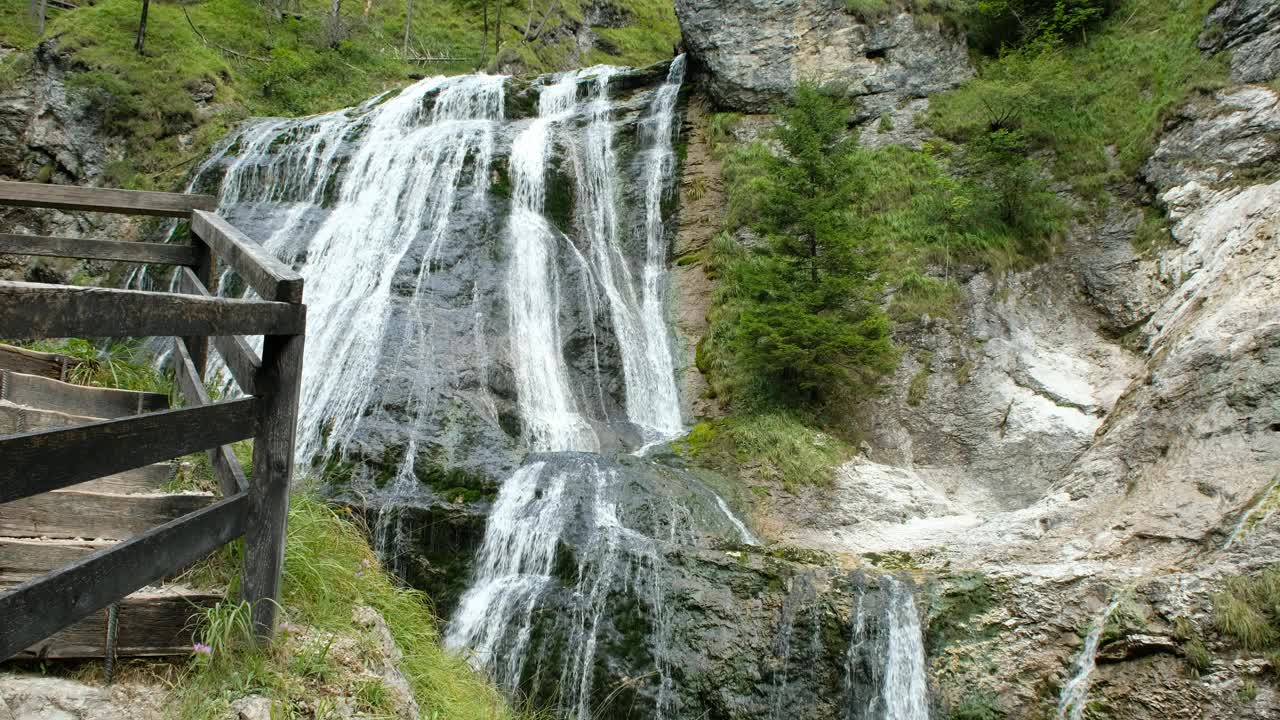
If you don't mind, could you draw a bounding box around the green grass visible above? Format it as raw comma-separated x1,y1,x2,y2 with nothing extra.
928,0,1228,200
174,494,522,720
1212,567,1280,651
678,412,852,489
1,0,678,191
10,337,172,393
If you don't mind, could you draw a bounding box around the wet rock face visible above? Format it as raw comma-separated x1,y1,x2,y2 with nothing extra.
0,40,142,285
1202,0,1280,84
674,0,973,114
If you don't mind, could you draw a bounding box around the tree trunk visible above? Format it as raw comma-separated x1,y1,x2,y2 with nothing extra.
494,0,501,57
327,0,342,47
402,0,413,52
134,0,150,54
481,0,488,64
30,0,47,36
809,234,818,284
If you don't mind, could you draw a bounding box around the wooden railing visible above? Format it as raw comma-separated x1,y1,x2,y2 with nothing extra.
0,180,305,660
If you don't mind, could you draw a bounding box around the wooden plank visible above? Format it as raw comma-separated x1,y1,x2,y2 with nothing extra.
243,332,304,638
67,463,174,495
0,398,258,504
1,369,169,419
174,338,248,496
0,401,98,434
184,239,216,377
0,344,74,380
16,589,221,659
0,180,216,218
0,490,214,540
0,538,111,584
0,281,306,338
0,233,200,266
176,267,261,396
191,211,304,303
0,493,246,661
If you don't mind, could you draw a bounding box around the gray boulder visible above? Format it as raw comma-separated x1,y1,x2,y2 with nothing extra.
675,0,973,115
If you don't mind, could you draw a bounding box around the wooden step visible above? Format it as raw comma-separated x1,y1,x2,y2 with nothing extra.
1,369,169,418
12,587,221,659
0,344,76,381
66,462,176,495
0,537,112,585
0,400,98,434
0,490,215,540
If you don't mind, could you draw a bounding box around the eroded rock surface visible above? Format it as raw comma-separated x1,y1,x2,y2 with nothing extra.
675,0,973,115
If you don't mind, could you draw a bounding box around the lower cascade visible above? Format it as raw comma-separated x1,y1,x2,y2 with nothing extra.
180,53,933,720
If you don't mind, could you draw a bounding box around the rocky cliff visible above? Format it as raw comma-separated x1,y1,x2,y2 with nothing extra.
673,0,1280,717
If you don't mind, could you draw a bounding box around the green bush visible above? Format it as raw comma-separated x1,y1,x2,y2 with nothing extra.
678,412,852,489
965,0,1116,52
175,494,522,720
1212,567,1280,651
930,0,1227,199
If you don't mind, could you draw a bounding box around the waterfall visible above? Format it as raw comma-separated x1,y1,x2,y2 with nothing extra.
568,63,684,442
507,72,599,453
1056,595,1122,720
292,75,504,466
883,578,930,720
845,576,930,720
715,494,760,545
634,55,686,438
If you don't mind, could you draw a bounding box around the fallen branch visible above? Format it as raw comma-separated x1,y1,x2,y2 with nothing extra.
181,2,269,63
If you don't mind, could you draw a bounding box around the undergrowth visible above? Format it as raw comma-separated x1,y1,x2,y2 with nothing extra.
10,337,171,393
677,412,852,489
928,0,1228,200
0,0,677,190
172,494,521,719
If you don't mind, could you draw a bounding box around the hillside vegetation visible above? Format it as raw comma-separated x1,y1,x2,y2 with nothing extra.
690,0,1228,488
0,0,678,189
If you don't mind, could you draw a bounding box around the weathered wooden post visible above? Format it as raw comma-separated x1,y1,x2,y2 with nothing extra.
183,233,215,378
242,329,304,639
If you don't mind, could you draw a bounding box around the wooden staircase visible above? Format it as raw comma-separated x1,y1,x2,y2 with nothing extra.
0,347,221,659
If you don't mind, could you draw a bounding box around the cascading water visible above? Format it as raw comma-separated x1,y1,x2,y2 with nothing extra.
845,575,931,720
1056,595,1122,720
443,64,687,718
506,72,599,454
188,54,924,720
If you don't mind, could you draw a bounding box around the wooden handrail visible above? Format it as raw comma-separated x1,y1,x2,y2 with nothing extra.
0,281,306,338
174,337,249,496
191,211,304,303
0,398,258,504
0,493,249,660
0,181,305,647
0,233,202,266
0,180,216,218
176,267,262,396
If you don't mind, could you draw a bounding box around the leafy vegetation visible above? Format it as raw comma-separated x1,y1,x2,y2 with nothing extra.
929,0,1227,199
170,494,521,719
11,337,171,393
704,84,1062,412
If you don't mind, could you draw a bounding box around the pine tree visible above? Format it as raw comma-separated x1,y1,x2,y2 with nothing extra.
721,84,895,405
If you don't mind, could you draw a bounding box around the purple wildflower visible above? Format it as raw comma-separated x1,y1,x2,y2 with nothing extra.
193,642,213,655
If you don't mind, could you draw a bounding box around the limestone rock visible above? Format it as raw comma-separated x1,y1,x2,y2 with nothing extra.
1201,0,1280,83
0,676,164,720
228,696,273,720
675,0,973,114
1144,85,1280,206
